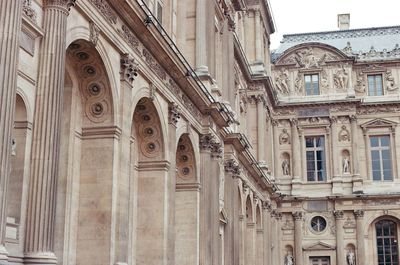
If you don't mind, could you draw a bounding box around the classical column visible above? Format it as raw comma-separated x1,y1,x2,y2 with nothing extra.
24,1,75,264
254,9,262,62
350,115,359,176
330,117,339,177
293,211,303,265
262,202,272,265
291,119,301,181
195,0,208,73
354,210,365,265
257,96,266,163
334,210,345,265
0,0,23,261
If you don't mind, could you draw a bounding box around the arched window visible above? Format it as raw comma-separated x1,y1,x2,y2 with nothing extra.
376,219,399,265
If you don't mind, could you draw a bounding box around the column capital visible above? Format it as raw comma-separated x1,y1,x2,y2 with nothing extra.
120,53,138,84
44,0,76,11
290,118,299,127
333,210,344,220
330,116,338,124
168,103,181,127
354,209,364,219
224,158,241,177
262,201,272,211
199,133,214,151
292,211,303,221
211,142,223,159
350,115,357,123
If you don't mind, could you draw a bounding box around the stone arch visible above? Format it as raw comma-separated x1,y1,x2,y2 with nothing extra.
366,215,400,265
6,93,30,254
245,194,256,265
132,97,165,161
174,133,199,265
131,96,169,265
66,27,120,122
54,39,119,264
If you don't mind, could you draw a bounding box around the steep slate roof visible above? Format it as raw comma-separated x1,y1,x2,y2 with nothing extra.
272,25,400,62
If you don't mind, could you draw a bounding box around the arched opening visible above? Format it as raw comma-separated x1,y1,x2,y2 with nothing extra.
375,219,399,265
174,134,199,265
245,195,255,265
255,204,263,265
55,39,115,264
131,97,167,265
5,94,30,257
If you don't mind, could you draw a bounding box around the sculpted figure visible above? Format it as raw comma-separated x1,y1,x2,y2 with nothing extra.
285,253,294,265
275,69,290,95
282,159,290,176
279,129,290,145
347,249,355,265
343,157,350,174
334,66,349,90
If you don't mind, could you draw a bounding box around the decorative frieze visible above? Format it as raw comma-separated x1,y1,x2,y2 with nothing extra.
89,0,117,24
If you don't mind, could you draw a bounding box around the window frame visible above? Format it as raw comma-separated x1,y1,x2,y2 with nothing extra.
305,135,326,182
304,73,320,96
370,135,393,181
375,219,399,265
368,74,384,96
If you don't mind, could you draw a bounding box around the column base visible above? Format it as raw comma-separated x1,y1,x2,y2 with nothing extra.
0,244,8,263
24,252,57,264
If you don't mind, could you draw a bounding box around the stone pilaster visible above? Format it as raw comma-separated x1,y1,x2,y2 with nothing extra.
334,210,345,265
350,115,360,176
354,210,365,265
0,0,23,261
330,117,339,177
24,1,75,264
293,211,303,265
262,202,272,265
291,119,301,181
254,9,262,62
195,0,208,74
257,96,266,163
272,119,279,179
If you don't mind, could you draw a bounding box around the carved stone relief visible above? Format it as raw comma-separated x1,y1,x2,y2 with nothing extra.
333,66,349,90
386,70,399,91
339,125,350,142
274,68,290,95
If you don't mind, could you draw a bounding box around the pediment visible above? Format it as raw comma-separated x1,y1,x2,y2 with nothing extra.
275,43,352,67
303,241,336,251
360,118,397,129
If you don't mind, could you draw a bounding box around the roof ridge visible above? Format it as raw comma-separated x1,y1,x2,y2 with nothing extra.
282,25,400,42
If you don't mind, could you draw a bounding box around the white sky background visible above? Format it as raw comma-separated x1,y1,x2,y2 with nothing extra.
269,0,400,50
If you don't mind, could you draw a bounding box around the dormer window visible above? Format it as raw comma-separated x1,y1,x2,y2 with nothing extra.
367,74,383,96
305,74,319,95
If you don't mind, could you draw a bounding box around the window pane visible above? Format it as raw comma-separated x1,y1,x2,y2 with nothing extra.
383,159,392,171
381,136,390,147
382,150,391,160
373,170,381,181
307,171,315,181
383,170,393,181
372,160,381,171
371,137,379,147
306,138,314,147
315,137,324,147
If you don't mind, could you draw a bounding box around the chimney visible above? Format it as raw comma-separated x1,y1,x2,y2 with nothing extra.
337,14,350,30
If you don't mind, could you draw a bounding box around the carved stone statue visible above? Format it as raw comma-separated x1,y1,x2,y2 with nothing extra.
11,138,16,156
343,157,350,174
347,249,355,265
285,253,294,265
275,69,290,95
282,159,290,176
279,129,290,145
334,66,349,90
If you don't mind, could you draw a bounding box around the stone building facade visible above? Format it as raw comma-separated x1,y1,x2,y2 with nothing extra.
271,25,400,265
0,0,279,265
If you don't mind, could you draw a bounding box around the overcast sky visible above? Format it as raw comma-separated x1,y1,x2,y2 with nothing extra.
269,0,400,50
